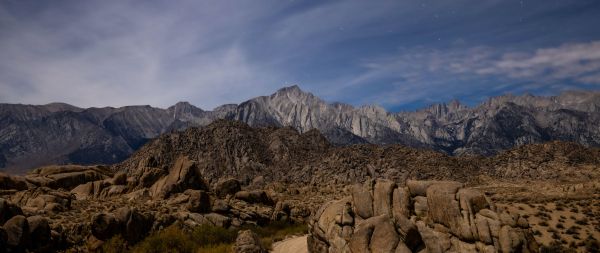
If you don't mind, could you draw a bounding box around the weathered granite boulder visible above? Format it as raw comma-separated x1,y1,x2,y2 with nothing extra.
233,230,266,253
0,173,28,191
0,198,23,225
3,215,29,252
215,178,242,198
308,179,538,253
149,156,207,199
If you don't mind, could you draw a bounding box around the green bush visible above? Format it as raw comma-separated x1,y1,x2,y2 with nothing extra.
130,226,196,253
101,235,127,253
192,224,238,246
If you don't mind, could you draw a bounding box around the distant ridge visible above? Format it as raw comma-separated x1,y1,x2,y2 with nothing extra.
1,85,600,173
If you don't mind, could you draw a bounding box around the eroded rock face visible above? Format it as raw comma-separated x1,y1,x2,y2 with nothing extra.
307,179,539,253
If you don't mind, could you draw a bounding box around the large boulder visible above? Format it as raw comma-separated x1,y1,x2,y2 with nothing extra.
114,207,154,243
307,180,539,253
351,180,374,219
215,178,242,198
233,230,266,253
234,190,273,205
26,215,52,252
149,156,206,199
0,198,23,225
91,213,120,241
185,190,211,213
3,215,29,252
0,226,7,251
0,173,28,191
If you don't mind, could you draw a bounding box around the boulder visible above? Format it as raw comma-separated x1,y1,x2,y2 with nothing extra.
413,196,428,217
0,226,7,251
0,173,27,191
91,213,120,241
425,181,465,239
3,215,29,252
185,190,211,213
114,207,154,243
149,156,206,199
233,230,266,253
351,181,374,219
205,213,232,228
406,180,435,197
392,187,410,219
0,198,23,225
27,215,51,252
234,190,272,205
215,178,242,198
369,215,399,253
373,179,395,217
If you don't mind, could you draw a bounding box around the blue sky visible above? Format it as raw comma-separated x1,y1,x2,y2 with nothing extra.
1,0,600,111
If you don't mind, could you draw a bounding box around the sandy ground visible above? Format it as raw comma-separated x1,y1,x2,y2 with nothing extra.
271,235,308,253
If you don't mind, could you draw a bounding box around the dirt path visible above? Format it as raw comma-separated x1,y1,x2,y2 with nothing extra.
271,235,308,253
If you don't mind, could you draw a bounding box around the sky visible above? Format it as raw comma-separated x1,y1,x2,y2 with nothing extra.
1,0,600,111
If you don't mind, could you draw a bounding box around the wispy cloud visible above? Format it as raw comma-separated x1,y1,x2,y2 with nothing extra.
342,41,600,108
0,0,599,110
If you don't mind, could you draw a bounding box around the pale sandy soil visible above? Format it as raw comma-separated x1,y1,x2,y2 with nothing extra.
271,235,308,253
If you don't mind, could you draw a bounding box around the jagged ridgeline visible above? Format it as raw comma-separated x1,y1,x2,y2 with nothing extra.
2,86,600,174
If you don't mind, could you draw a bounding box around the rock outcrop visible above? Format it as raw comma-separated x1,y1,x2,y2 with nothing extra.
307,179,539,253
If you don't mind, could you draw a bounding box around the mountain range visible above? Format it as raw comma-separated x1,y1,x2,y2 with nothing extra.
1,85,600,173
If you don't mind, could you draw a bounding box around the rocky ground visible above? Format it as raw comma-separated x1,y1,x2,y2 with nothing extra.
0,120,599,252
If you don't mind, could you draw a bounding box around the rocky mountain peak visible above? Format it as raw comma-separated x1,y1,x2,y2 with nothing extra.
167,101,204,120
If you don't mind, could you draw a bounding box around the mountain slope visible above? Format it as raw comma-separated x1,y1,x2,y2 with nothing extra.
115,120,600,186
2,86,600,173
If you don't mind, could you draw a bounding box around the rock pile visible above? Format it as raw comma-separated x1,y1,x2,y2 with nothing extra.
307,179,539,253
0,198,59,253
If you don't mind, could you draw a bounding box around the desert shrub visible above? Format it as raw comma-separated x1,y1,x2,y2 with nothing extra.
551,233,560,240
130,225,196,253
539,221,549,227
101,235,127,253
540,240,577,253
565,226,580,235
196,244,233,253
575,218,589,225
243,220,308,249
585,236,600,253
533,230,542,236
555,223,564,229
191,224,238,246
